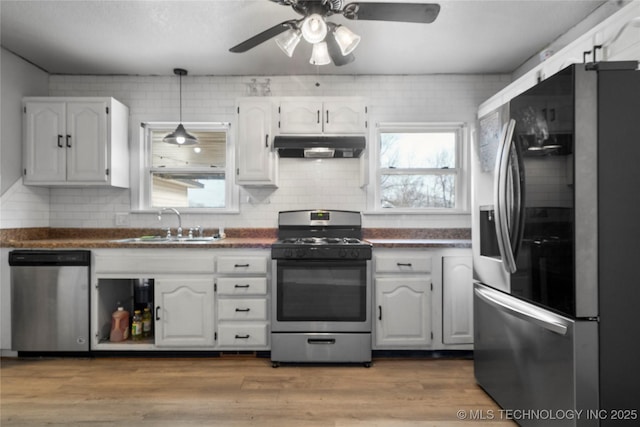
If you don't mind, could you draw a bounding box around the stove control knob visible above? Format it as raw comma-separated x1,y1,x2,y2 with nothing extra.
296,248,306,258
339,248,348,258
350,249,360,259
284,249,293,258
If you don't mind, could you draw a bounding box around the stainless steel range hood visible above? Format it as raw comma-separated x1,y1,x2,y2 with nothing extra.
273,136,366,158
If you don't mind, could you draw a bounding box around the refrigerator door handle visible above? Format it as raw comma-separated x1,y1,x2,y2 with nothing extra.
494,119,518,273
475,285,569,336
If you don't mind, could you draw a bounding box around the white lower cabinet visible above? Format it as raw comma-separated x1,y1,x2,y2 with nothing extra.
216,253,270,350
91,249,270,352
373,248,473,350
375,277,432,347
442,256,473,344
154,278,215,347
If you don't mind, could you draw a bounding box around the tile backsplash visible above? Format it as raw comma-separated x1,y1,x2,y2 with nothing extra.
2,73,509,229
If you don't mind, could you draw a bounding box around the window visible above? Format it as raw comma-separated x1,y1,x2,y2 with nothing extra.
139,122,237,211
373,123,467,211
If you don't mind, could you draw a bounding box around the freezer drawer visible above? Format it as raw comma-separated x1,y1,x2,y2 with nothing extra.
473,283,598,427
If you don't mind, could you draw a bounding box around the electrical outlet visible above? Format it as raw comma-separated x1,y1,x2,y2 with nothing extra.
115,213,130,226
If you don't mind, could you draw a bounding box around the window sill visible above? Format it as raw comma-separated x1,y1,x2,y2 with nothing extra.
363,209,470,216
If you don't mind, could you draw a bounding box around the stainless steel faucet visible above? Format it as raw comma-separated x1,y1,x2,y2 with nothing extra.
158,207,182,238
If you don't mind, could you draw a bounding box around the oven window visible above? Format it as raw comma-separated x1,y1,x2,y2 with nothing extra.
277,261,367,322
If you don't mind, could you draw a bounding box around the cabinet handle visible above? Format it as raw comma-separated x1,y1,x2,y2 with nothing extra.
155,306,161,320
265,134,269,148
317,110,320,124
235,308,251,312
378,305,382,321
57,135,63,148
234,284,250,288
66,135,71,148
235,334,250,339
326,110,329,124
397,262,412,267
234,264,250,268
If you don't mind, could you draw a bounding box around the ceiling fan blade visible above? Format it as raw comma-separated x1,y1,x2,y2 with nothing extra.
342,2,440,24
229,20,297,53
326,32,355,66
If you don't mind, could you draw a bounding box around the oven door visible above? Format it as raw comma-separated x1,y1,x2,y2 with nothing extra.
271,259,371,333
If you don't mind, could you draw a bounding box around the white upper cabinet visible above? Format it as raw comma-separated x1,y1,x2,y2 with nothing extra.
22,97,129,187
278,97,367,134
236,98,278,187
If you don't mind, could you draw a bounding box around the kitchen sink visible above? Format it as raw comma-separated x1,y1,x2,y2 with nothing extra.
111,236,221,244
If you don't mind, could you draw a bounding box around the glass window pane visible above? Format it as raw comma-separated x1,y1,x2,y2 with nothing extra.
152,130,226,168
151,173,225,208
380,132,456,169
380,174,456,208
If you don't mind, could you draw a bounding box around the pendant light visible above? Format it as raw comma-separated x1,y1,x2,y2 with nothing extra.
163,68,198,145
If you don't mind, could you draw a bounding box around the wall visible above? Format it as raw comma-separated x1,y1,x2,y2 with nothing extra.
0,48,50,228
37,74,509,230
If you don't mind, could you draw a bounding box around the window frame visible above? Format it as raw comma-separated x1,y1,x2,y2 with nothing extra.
136,121,239,212
369,122,469,213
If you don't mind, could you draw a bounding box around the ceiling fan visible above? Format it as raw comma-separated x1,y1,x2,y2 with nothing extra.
229,0,440,66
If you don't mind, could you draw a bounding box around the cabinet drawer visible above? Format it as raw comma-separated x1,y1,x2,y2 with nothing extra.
375,256,432,273
217,277,267,295
217,256,268,274
218,299,268,320
217,324,268,347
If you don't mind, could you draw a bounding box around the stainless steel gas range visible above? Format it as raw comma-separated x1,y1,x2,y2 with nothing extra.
270,210,372,367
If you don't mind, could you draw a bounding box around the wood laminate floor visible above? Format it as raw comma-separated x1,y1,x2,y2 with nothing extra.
1,356,516,427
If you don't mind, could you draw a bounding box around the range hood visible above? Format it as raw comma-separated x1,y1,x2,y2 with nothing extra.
273,136,366,158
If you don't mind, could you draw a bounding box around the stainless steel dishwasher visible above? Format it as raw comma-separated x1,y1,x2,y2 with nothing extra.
9,250,91,353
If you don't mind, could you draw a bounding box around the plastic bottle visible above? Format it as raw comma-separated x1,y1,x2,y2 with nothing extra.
110,306,130,342
131,310,143,341
142,307,152,338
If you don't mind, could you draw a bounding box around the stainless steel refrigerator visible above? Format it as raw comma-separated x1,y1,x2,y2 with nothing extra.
472,62,640,426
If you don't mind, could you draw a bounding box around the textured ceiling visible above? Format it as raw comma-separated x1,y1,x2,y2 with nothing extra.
0,0,614,76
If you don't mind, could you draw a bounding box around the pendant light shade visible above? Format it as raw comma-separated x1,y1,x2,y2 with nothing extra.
163,123,198,145
164,68,198,146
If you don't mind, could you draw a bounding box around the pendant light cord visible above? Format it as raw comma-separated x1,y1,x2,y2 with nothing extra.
179,73,183,123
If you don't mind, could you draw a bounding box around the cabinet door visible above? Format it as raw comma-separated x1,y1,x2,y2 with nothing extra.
279,100,323,133
23,101,67,183
66,101,109,183
323,100,367,134
236,99,277,185
375,277,432,347
154,278,215,347
442,256,474,344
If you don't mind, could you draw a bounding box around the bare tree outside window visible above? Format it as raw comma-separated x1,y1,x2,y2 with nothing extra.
379,129,459,209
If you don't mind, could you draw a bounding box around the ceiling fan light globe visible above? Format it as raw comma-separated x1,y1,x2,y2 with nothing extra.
333,26,361,56
301,14,328,44
163,123,198,146
310,42,331,65
275,28,302,57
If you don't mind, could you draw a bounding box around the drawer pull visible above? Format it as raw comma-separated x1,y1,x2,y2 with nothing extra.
235,334,250,339
234,263,250,268
308,338,336,345
397,262,413,267
234,284,250,288
235,308,251,312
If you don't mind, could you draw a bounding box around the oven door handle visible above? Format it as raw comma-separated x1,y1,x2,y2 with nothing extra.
307,338,336,345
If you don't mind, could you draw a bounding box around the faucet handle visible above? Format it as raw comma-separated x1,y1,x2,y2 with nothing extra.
163,227,172,238
195,225,204,237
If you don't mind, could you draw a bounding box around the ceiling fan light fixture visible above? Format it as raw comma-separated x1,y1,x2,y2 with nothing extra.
333,25,361,56
310,41,331,65
301,14,328,44
164,68,198,146
275,28,302,57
